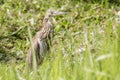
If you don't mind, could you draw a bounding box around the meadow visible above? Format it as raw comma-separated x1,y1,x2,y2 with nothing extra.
0,0,120,80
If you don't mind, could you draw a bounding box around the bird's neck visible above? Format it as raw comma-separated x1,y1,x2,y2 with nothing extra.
40,17,53,39
43,18,48,25
43,17,52,28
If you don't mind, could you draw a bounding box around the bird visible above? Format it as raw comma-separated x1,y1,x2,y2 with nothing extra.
26,9,66,68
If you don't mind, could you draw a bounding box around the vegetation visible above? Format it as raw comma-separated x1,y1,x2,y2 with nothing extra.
0,0,120,80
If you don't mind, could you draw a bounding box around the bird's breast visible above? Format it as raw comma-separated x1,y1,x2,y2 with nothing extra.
37,39,49,57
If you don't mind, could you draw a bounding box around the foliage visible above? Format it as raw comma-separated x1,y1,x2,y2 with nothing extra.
0,0,120,80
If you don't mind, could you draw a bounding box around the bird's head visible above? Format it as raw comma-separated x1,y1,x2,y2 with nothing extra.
45,8,66,18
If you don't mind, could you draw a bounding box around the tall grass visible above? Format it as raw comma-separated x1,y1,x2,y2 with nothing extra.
0,0,120,80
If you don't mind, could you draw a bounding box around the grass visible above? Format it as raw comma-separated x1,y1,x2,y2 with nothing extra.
0,0,120,80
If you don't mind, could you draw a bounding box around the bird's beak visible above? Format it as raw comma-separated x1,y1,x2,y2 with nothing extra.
53,11,67,16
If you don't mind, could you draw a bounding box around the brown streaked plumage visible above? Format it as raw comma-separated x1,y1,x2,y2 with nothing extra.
26,9,66,68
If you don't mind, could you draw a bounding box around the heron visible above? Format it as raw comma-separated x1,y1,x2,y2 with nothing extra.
26,9,66,68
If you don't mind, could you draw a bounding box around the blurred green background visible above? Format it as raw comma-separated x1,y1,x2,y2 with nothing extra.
0,0,120,80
